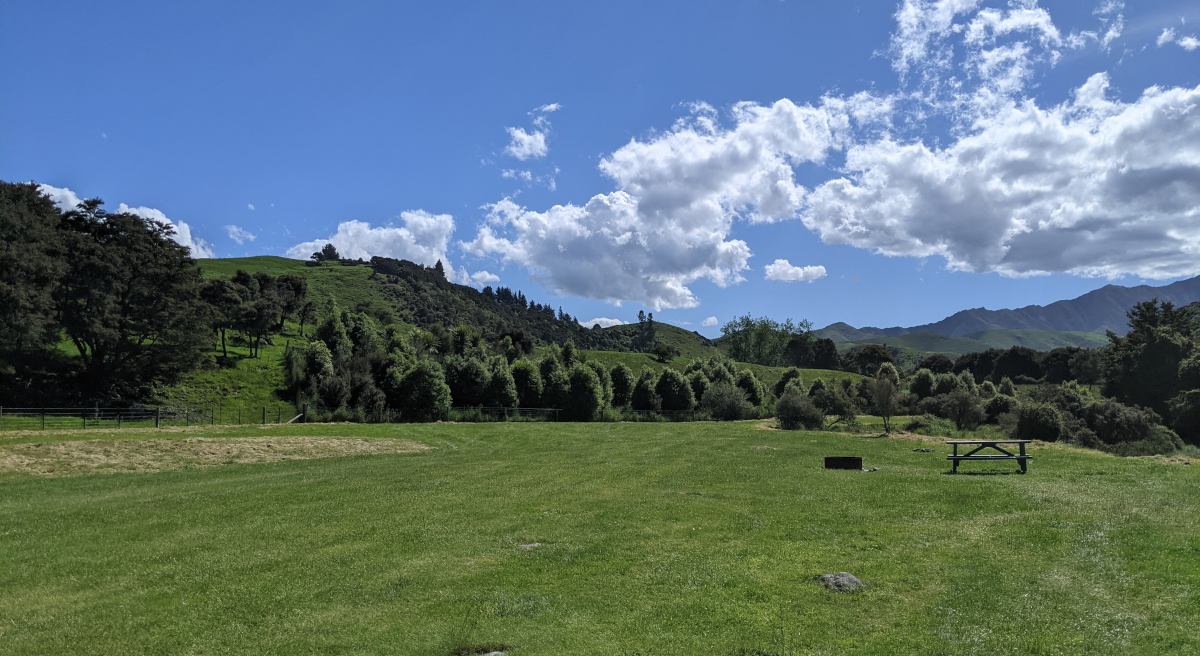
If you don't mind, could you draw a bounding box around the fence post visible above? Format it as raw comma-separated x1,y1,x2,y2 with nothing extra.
262,407,266,424
277,408,281,424
82,410,86,428
41,411,46,430
0,405,4,430
155,407,161,428
211,407,215,425
237,408,241,424
117,412,122,429
185,409,190,427
302,404,308,423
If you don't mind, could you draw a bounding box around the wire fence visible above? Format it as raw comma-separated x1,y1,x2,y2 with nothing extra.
0,405,723,431
0,404,300,432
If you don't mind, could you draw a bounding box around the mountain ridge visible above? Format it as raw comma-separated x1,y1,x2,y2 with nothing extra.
818,274,1200,341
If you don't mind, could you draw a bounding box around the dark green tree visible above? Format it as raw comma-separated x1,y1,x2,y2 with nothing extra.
655,368,695,415
56,200,207,399
0,182,64,365
564,365,604,420
510,358,543,407
610,363,634,407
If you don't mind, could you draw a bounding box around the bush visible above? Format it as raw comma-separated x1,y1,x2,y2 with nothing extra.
1105,425,1184,456
777,391,824,430
773,368,803,398
483,358,518,407
688,370,710,405
510,359,542,407
735,370,765,407
587,361,613,407
631,370,661,413
610,363,634,407
998,377,1016,396
542,366,570,409
1168,389,1200,446
909,368,935,399
1014,402,1062,441
563,365,604,421
1082,398,1163,446
656,368,696,414
444,355,488,407
984,394,1016,423
397,360,451,421
944,388,985,430
877,362,900,387
702,381,750,421
979,380,997,399
932,373,960,396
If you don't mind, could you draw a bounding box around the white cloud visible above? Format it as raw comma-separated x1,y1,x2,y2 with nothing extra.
117,203,216,258
764,259,827,283
225,224,256,245
802,74,1200,280
1156,26,1199,50
534,102,561,113
1156,26,1177,46
701,316,719,327
465,97,870,309
247,203,256,211
504,126,548,160
580,317,625,328
1182,36,1200,51
38,183,82,211
470,270,499,285
287,211,456,272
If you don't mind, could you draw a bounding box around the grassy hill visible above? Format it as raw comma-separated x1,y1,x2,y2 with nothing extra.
829,328,1109,356
1,422,1196,654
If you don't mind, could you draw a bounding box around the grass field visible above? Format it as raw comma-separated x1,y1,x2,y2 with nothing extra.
1,421,1196,655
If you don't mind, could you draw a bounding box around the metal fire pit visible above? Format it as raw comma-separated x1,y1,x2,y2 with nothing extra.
824,456,863,470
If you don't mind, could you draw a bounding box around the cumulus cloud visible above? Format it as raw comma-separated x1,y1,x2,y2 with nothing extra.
287,211,456,272
802,74,1200,279
225,224,256,245
470,270,500,285
701,316,719,327
764,260,827,283
117,203,216,258
466,97,879,309
247,203,256,211
1158,27,1200,51
580,317,625,328
504,127,548,160
37,183,83,212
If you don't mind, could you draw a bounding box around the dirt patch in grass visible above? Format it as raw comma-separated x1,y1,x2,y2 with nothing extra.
0,437,430,477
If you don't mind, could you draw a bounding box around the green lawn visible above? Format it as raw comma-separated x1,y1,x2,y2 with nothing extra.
1,422,1196,655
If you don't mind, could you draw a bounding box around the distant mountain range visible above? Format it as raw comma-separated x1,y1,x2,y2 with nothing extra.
817,275,1200,354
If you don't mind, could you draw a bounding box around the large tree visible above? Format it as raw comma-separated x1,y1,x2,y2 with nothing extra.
56,200,207,400
0,182,65,364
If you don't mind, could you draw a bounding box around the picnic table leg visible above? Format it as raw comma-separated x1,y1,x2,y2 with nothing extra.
1019,442,1028,474
951,443,958,474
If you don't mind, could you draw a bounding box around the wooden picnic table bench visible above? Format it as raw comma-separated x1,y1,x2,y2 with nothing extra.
947,439,1031,474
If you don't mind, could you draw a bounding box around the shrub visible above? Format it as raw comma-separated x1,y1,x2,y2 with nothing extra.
703,381,750,420
444,355,488,407
1178,355,1200,390
909,368,935,399
631,370,661,413
688,370,710,405
483,357,518,407
1014,402,1062,441
984,394,1016,423
998,377,1016,396
979,380,997,399
656,368,696,414
944,388,985,430
1081,398,1162,446
773,368,803,398
871,375,900,432
397,360,451,421
563,365,604,421
1168,389,1200,446
1105,425,1184,456
807,379,826,397
510,359,542,407
587,360,613,406
933,373,960,396
610,363,634,407
735,370,765,407
542,366,571,410
777,391,824,430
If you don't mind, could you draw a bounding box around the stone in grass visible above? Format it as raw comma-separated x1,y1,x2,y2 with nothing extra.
818,572,865,593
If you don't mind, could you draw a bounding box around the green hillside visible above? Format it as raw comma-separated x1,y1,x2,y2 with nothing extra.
599,322,715,359
835,328,1108,355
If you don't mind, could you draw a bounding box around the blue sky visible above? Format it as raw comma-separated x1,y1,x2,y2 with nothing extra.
4,1,1199,335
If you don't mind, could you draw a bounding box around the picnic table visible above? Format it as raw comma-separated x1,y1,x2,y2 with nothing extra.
947,439,1031,474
